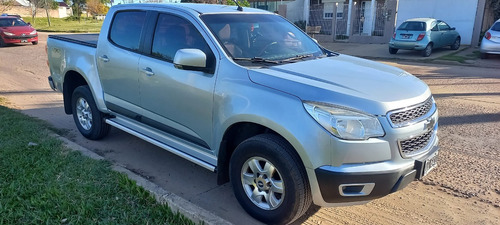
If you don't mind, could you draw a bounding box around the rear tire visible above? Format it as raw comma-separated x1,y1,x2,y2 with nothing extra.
230,134,311,225
71,85,110,140
450,37,460,50
389,47,398,54
480,53,488,59
422,43,433,57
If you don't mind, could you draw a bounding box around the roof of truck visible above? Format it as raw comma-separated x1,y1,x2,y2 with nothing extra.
112,3,271,15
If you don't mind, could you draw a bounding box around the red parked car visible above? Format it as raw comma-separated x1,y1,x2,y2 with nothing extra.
0,16,38,47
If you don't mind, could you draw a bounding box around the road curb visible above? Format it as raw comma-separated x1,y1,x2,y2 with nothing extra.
55,134,232,225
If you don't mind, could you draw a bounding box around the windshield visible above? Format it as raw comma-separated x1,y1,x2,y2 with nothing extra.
201,13,324,62
398,22,426,31
0,18,27,27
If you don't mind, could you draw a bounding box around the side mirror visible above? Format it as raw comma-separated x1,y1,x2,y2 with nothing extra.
451,27,456,30
173,49,209,73
27,22,31,26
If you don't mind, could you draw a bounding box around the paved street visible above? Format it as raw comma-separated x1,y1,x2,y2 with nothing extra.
0,32,499,224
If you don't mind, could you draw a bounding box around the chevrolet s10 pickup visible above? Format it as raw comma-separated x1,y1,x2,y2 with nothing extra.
47,3,439,224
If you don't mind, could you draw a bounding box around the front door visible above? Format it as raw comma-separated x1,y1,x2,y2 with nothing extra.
138,13,217,151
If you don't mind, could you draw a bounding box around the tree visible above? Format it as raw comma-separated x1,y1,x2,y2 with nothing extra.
226,0,250,7
87,0,109,16
492,0,500,20
27,0,58,26
71,0,87,22
0,0,15,13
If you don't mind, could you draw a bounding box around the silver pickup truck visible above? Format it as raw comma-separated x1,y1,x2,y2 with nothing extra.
47,3,439,224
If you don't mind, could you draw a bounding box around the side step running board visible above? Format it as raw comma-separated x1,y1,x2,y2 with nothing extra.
105,119,216,172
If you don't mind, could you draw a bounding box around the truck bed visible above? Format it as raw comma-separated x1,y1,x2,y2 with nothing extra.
48,34,99,48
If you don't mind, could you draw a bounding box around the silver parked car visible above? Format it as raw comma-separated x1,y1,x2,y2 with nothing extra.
389,18,461,57
480,19,500,59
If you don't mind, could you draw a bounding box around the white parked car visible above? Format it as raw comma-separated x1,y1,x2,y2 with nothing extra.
480,19,500,59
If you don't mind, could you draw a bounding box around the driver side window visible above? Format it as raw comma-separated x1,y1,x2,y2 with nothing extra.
151,14,214,66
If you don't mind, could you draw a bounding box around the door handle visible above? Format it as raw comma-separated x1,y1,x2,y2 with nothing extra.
141,67,155,76
99,55,109,62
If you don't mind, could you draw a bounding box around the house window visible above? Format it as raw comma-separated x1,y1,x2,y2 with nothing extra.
336,3,344,19
323,2,334,19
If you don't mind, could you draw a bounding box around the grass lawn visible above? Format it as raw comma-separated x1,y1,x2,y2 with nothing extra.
0,97,194,224
23,17,103,33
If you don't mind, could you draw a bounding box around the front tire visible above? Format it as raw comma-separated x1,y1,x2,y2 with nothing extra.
0,38,6,47
32,41,38,45
450,37,460,50
422,43,433,57
230,134,311,225
71,85,110,140
480,53,489,59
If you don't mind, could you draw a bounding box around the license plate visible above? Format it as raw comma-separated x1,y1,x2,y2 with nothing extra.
401,34,412,39
422,151,438,177
21,39,28,43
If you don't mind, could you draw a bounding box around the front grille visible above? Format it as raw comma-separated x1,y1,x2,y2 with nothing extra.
398,129,434,158
6,34,37,39
388,97,433,127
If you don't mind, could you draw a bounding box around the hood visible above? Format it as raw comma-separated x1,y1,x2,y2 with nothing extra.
0,25,35,35
248,54,431,115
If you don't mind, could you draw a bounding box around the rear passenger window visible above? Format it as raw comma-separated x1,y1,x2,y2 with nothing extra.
109,11,146,51
151,14,213,63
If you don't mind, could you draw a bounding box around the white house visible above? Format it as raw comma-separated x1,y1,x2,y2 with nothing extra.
253,0,493,46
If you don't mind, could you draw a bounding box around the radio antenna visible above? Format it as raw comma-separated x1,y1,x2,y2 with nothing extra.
231,0,243,11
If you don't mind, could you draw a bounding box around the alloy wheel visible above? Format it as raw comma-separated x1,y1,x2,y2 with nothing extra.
76,97,93,130
241,157,284,210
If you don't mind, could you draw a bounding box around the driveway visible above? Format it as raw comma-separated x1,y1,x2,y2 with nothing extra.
0,32,499,224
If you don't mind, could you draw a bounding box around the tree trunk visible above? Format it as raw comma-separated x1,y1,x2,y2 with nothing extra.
44,0,51,27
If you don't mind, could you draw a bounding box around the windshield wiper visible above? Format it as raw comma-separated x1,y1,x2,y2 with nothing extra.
281,54,314,62
233,57,280,64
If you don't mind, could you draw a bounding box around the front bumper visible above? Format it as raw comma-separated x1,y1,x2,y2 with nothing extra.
2,34,38,44
315,145,439,203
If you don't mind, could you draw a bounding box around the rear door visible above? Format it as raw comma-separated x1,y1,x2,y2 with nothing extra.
97,10,147,113
138,12,218,151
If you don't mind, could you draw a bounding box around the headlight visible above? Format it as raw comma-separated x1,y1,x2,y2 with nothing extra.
3,31,14,36
30,30,37,35
304,102,385,140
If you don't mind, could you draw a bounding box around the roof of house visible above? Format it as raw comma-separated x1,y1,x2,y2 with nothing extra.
58,2,70,7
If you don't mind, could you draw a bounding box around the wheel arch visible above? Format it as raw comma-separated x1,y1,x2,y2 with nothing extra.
216,121,310,185
63,70,89,114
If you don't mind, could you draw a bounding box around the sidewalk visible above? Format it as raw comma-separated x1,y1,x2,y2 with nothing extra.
319,41,500,69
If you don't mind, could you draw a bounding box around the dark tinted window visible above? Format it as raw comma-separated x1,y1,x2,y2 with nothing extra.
437,21,450,31
151,14,213,63
109,11,146,51
398,22,426,31
492,22,500,31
